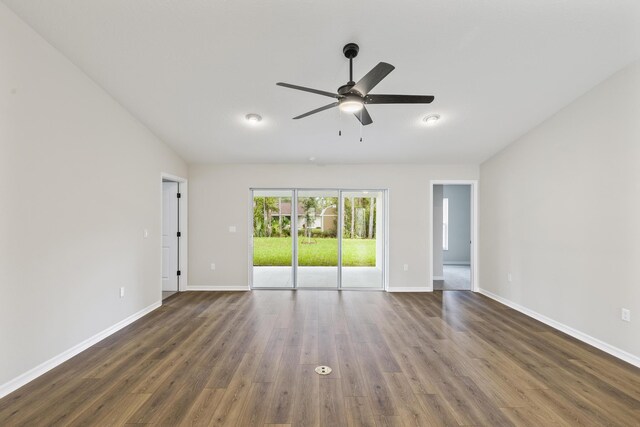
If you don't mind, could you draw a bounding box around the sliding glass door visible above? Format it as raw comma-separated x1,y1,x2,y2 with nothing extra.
251,189,385,290
341,191,385,289
252,190,294,288
296,190,339,288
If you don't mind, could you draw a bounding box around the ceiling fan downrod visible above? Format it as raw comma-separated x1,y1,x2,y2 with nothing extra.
342,42,359,88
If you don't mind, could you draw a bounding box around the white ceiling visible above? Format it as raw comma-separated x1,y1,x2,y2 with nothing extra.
3,0,640,164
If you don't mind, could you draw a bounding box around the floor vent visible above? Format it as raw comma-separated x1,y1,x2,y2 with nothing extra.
315,365,332,375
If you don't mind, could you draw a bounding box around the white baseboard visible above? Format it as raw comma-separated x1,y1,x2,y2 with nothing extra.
387,287,433,292
443,262,471,266
0,301,161,399
186,285,250,291
432,276,444,281
479,289,640,368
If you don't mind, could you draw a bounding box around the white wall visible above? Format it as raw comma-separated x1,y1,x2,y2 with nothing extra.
479,60,640,362
188,164,478,289
443,185,471,265
432,185,444,278
0,4,187,390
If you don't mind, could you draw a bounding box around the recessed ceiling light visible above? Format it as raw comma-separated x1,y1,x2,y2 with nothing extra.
422,114,440,125
245,113,262,124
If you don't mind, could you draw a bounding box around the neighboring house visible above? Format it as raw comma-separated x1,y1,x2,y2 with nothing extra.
269,200,293,228
319,206,338,232
271,201,337,232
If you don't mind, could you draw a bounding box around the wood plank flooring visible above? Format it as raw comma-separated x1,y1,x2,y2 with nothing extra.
1,290,639,426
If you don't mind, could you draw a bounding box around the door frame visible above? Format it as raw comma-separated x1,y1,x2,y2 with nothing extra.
161,173,188,294
429,180,478,292
248,188,388,291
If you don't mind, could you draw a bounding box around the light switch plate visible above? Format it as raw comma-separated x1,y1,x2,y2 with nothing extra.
229,226,237,233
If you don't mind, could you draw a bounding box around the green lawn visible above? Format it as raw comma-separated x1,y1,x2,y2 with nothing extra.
253,237,376,266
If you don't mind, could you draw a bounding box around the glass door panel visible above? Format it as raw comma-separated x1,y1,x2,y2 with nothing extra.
252,190,294,288
296,190,339,288
341,191,384,289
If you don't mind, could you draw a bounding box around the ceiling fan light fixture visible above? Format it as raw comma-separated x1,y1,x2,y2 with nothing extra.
245,113,262,124
423,114,440,125
339,96,364,113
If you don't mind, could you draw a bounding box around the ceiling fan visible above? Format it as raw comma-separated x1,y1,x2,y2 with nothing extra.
276,43,435,126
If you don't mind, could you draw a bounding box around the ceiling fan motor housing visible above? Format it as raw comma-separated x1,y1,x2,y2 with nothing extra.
337,83,355,95
343,43,359,59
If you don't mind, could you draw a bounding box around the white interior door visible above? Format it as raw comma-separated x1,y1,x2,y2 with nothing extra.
162,181,179,291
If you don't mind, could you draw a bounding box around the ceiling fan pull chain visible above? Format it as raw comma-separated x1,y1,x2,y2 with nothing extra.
359,120,364,143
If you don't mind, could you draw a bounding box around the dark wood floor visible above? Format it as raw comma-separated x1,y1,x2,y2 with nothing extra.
1,291,639,426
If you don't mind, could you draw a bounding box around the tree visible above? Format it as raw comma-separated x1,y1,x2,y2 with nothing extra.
263,197,278,237
343,197,351,239
263,198,267,235
253,197,265,237
368,197,375,238
350,196,355,238
278,198,283,237
253,197,279,237
301,197,319,243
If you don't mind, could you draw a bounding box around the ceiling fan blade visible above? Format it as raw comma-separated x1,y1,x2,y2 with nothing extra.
365,94,435,104
276,82,338,98
354,106,373,126
292,102,339,119
352,62,395,96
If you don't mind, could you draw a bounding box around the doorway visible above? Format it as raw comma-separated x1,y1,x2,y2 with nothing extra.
161,174,187,300
431,181,477,291
250,188,387,290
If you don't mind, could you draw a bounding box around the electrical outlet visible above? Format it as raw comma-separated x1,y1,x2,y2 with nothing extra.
508,273,513,283
621,308,631,322
210,263,216,270
120,287,125,298
403,264,409,271
143,229,149,238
